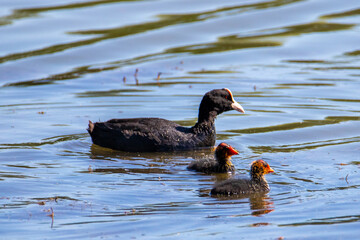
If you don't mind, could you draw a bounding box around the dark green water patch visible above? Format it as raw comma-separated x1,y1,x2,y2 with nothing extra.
280,214,360,227
0,133,88,150
320,98,360,103
227,116,360,135
322,8,360,19
76,89,151,98
0,0,143,26
0,0,302,64
276,83,335,87
344,50,360,56
165,22,354,55
250,136,360,153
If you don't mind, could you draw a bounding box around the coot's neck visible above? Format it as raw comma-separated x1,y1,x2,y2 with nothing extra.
216,157,234,172
192,110,217,132
199,109,218,123
222,160,234,171
215,153,231,164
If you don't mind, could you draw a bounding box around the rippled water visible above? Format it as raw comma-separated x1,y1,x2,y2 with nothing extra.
1,0,360,239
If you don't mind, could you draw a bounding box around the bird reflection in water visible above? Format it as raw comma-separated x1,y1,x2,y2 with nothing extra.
249,193,274,216
210,192,274,217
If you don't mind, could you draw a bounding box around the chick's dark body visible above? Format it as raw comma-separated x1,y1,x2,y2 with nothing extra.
187,142,238,173
210,177,269,195
187,159,235,174
211,160,274,196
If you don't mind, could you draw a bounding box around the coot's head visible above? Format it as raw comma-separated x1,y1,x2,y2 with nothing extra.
250,159,274,179
198,88,245,122
215,142,239,162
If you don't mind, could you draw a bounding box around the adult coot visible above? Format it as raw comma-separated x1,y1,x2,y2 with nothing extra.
211,159,274,196
88,88,245,152
187,142,239,173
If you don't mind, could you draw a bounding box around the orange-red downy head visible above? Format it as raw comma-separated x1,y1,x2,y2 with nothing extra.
216,142,239,157
251,159,274,175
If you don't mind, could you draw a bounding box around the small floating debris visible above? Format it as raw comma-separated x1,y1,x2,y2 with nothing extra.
47,207,54,218
49,197,58,202
251,222,270,227
134,68,139,78
124,208,136,215
336,163,348,166
134,68,139,85
47,207,54,228
156,72,162,81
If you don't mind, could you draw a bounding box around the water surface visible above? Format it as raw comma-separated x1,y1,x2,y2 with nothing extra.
1,0,360,239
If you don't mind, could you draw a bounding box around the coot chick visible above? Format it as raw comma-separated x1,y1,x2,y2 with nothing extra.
187,142,239,173
88,88,245,152
211,159,274,196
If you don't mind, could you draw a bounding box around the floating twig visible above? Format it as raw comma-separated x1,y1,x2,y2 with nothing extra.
134,68,139,78
134,68,139,85
156,72,162,81
47,207,54,228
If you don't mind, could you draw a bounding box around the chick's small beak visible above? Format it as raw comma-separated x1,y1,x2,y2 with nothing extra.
231,101,245,113
227,146,239,156
267,166,274,173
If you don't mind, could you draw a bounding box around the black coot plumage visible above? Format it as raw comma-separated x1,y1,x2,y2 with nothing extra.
187,142,239,173
211,159,274,196
87,88,245,152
